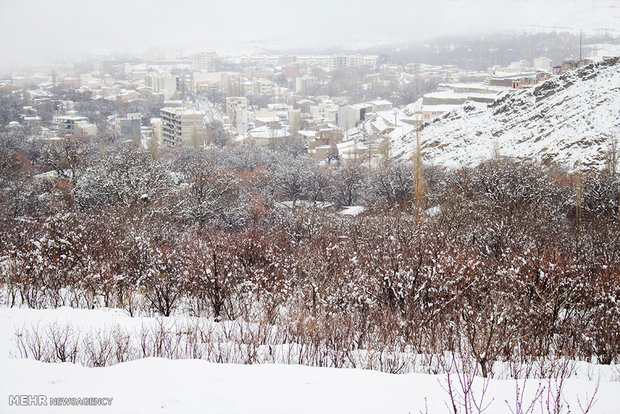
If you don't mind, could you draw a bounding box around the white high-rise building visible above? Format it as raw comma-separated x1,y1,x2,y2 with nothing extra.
235,104,250,135
191,52,218,72
145,72,178,99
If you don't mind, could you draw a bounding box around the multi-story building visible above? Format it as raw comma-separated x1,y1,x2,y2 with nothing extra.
310,102,339,123
245,68,273,79
253,78,274,96
160,107,205,147
330,55,348,71
346,55,363,68
115,113,142,144
150,117,163,145
337,103,373,130
74,121,97,137
235,104,250,135
533,57,552,71
54,114,96,137
225,97,248,119
145,72,177,99
191,52,218,72
54,114,89,134
282,64,300,77
362,55,379,67
329,54,378,70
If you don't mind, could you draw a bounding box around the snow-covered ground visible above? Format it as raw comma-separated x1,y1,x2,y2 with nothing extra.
2,357,616,414
0,307,618,414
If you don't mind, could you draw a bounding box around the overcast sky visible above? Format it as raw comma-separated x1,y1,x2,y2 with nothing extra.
0,0,618,68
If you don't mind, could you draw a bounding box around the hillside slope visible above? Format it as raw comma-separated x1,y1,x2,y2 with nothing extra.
392,57,620,169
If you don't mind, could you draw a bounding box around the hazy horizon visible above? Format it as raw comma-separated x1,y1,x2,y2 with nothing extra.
1,0,619,69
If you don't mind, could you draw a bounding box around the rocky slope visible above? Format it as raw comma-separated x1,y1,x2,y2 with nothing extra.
392,57,620,170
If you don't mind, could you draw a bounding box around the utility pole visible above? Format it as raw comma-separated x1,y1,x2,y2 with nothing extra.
365,124,372,170
413,122,423,219
579,30,583,61
574,168,583,241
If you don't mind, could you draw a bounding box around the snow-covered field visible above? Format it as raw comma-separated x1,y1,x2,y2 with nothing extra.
0,307,618,414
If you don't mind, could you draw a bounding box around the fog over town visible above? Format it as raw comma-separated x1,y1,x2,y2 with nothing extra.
1,0,619,67
1,1,620,413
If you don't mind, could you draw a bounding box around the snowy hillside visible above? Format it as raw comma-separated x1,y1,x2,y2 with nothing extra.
391,57,620,169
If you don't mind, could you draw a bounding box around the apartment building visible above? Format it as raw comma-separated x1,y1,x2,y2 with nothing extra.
54,114,96,137
191,52,218,72
160,107,205,147
330,55,348,71
253,78,274,95
328,54,379,70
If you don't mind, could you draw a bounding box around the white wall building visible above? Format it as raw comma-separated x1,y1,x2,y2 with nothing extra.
145,72,177,100
533,57,552,71
191,52,218,72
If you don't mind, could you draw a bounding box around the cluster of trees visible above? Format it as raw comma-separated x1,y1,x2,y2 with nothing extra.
0,82,164,145
1,132,619,376
296,65,444,107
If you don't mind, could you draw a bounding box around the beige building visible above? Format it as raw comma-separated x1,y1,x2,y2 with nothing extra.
160,107,205,147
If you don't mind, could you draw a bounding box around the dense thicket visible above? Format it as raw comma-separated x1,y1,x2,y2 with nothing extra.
1,133,619,376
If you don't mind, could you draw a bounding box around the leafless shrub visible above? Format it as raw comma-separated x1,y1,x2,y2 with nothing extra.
83,330,114,367
47,322,79,363
1,153,618,382
439,352,493,414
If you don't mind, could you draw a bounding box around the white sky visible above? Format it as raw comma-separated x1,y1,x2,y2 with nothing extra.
0,0,618,67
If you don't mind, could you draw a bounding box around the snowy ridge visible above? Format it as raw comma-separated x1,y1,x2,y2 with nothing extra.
391,57,620,169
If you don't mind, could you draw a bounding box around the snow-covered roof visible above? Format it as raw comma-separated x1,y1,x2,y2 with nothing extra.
339,205,366,216
248,125,290,139
368,99,392,106
421,104,460,112
254,116,280,123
